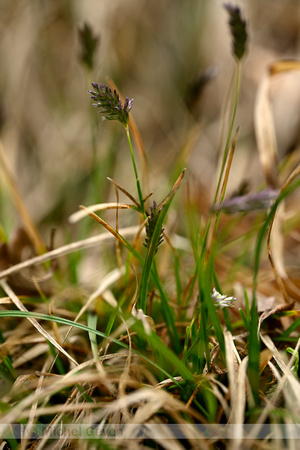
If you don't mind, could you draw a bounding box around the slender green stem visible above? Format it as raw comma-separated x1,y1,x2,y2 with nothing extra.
200,61,241,260
125,126,145,217
214,62,241,205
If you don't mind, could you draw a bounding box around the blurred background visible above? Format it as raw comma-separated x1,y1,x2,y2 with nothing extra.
0,0,300,251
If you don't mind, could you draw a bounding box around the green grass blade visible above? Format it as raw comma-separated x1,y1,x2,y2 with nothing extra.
197,300,210,373
151,262,180,352
276,318,300,340
199,255,225,358
0,310,188,387
133,320,194,382
138,197,172,312
239,308,249,330
248,293,260,406
88,314,100,362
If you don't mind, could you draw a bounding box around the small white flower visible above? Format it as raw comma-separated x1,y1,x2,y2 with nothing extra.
131,303,154,335
211,288,237,309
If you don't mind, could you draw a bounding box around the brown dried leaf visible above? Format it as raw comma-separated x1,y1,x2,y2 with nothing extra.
283,277,300,302
255,59,300,187
259,348,273,373
258,301,295,333
269,59,300,76
255,62,300,288
254,73,279,188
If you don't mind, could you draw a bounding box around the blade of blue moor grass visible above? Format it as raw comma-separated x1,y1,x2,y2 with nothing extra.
138,199,170,312
0,311,192,385
151,263,180,353
132,319,194,382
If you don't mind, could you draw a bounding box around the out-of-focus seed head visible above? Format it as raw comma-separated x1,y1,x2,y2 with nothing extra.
224,3,248,61
78,23,100,71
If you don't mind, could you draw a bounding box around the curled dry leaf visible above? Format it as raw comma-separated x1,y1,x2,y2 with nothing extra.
254,59,300,187
255,60,300,286
254,73,279,189
258,300,295,334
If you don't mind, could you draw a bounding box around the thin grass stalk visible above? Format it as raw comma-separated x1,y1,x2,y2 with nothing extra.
107,77,150,196
204,256,225,356
213,63,241,206
202,64,241,265
196,297,210,374
125,126,145,217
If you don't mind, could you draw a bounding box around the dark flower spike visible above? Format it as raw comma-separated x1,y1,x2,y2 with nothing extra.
224,3,248,61
88,83,134,127
78,23,100,71
143,201,164,254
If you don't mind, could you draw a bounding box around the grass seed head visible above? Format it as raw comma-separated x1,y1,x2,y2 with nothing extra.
78,23,100,71
143,201,164,254
224,3,248,61
89,82,134,127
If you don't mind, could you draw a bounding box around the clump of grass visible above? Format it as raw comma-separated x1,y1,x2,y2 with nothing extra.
0,3,300,449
